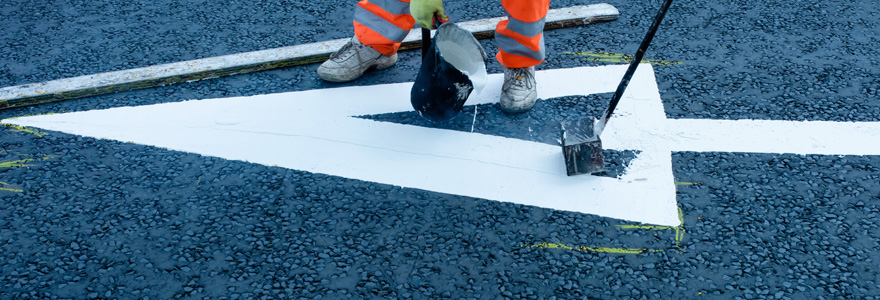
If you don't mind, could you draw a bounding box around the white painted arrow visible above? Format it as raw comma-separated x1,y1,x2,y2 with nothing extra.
6,65,880,226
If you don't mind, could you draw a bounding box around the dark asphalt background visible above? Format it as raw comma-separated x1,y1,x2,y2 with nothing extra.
2,0,880,299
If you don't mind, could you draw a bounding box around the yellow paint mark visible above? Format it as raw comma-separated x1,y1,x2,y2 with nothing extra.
527,206,688,255
0,155,53,168
613,206,687,253
564,51,683,66
616,224,675,230
0,158,36,168
6,112,58,119
674,207,685,251
523,242,659,254
2,123,46,137
0,182,22,193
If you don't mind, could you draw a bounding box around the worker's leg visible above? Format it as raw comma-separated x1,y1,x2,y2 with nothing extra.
318,0,415,82
495,0,550,113
354,0,416,55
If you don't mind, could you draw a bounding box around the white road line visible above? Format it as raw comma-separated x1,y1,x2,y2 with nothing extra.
0,4,619,108
9,65,876,226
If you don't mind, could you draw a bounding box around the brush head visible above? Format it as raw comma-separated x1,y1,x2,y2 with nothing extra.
561,117,606,176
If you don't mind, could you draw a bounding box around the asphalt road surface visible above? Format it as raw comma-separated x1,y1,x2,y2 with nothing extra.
2,0,880,299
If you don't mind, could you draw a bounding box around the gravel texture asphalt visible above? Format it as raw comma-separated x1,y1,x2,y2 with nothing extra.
2,0,880,299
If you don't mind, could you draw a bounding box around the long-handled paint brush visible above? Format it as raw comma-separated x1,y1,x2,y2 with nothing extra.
562,0,674,176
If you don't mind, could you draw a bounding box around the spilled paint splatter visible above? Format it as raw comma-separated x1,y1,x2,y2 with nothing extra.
564,51,682,66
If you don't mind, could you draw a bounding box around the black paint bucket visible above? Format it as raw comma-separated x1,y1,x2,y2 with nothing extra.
411,23,488,122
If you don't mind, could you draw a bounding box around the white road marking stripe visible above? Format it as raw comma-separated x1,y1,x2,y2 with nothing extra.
10,65,876,226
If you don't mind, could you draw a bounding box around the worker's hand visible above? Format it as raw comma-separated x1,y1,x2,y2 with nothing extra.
410,0,447,29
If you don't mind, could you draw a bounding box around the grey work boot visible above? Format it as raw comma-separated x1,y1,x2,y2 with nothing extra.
317,37,398,82
499,66,538,113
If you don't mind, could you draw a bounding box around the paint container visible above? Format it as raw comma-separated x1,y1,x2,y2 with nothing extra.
411,23,488,122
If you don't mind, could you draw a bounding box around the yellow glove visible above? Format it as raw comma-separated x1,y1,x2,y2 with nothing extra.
410,0,447,29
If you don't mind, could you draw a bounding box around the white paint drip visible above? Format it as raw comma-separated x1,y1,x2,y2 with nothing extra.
471,105,478,132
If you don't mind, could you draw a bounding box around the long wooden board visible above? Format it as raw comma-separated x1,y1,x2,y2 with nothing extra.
0,4,618,110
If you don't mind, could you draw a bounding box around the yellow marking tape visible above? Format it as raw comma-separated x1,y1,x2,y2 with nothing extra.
564,51,683,66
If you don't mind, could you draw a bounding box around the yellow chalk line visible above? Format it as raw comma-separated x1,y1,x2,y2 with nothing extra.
2,123,46,137
564,51,683,66
615,207,686,251
525,206,686,255
0,155,54,168
2,113,59,137
0,154,53,193
0,182,22,193
6,112,58,119
675,181,702,186
0,158,37,168
526,205,687,255
616,224,675,230
522,242,662,254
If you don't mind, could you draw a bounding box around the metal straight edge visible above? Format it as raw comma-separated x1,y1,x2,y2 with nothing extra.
0,3,619,111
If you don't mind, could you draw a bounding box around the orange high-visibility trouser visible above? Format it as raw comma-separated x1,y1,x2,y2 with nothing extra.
353,0,550,68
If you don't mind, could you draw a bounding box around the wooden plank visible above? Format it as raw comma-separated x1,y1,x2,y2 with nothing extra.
0,3,618,110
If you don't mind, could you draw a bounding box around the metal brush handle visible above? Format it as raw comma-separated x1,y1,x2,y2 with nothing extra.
599,0,674,128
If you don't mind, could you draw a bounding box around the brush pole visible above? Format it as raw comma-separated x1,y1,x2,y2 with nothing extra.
421,27,431,57
600,0,673,126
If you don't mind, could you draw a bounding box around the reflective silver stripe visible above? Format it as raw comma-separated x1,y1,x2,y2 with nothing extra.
354,6,411,42
496,33,545,61
506,17,545,37
366,0,410,15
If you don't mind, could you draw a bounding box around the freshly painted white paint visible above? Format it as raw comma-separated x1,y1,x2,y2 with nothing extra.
7,65,880,226
0,4,618,104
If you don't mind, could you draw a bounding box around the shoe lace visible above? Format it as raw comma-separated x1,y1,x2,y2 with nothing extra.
328,41,356,60
508,67,535,89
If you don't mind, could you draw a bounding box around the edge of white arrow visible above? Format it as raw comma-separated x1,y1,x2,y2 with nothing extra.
3,65,680,226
